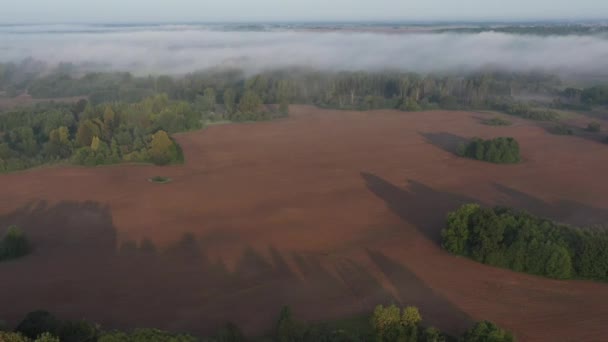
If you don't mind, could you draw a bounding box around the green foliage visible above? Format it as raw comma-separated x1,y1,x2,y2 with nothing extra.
548,125,574,136
1,226,30,261
0,332,31,342
149,130,180,166
57,320,99,342
460,321,514,342
442,204,608,281
98,329,198,342
16,311,61,340
213,323,244,342
149,176,172,184
459,137,520,164
482,117,512,126
586,122,601,132
371,305,427,342
492,101,559,121
275,306,304,342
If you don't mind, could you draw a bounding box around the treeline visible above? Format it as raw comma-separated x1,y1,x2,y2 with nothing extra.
442,204,608,281
1,59,569,110
0,226,29,262
438,25,608,36
0,305,514,342
457,137,521,164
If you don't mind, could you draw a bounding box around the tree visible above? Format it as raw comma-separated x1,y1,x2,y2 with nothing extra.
460,321,514,342
90,136,101,152
58,320,99,342
214,322,245,342
1,226,30,260
371,304,402,341
275,306,303,342
34,333,60,342
223,88,236,115
238,90,262,115
402,306,422,327
148,130,177,166
15,311,60,339
203,87,217,113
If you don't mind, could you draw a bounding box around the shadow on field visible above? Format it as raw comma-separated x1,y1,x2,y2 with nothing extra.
0,200,415,336
493,183,608,228
361,173,476,242
419,132,469,155
367,249,472,335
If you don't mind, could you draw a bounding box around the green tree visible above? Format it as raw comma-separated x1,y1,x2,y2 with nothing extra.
203,87,217,112
276,306,303,342
460,321,514,342
238,90,262,115
34,333,60,342
148,130,177,166
15,311,60,339
1,226,30,260
223,88,237,115
401,306,422,327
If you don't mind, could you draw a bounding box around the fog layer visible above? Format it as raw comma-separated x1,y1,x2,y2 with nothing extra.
2,24,608,76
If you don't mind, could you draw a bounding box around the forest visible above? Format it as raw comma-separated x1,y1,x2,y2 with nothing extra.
1,60,607,173
442,204,608,281
0,305,514,342
457,137,521,164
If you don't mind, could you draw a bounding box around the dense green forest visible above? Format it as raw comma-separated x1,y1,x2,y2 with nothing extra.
457,137,521,164
442,204,608,281
0,305,513,342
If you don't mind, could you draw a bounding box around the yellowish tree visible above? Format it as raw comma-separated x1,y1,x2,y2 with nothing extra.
149,130,175,165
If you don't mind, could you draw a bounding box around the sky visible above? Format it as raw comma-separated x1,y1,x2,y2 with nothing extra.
2,0,608,23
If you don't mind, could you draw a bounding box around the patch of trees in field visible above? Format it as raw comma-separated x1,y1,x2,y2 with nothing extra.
0,95,190,171
0,226,29,262
442,204,608,281
457,137,521,164
0,306,514,342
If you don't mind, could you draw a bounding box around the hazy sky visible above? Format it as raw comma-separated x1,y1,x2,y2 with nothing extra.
2,0,607,23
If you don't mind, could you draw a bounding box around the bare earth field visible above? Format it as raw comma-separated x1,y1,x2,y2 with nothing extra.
1,105,608,341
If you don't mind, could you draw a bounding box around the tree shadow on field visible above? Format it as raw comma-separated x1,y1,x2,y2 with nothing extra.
367,249,472,335
361,172,477,243
493,183,608,228
419,132,469,155
0,200,406,337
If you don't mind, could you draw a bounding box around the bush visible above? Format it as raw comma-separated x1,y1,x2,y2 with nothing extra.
587,122,601,132
461,321,515,342
16,311,60,340
1,226,30,261
459,137,521,164
482,117,512,126
548,125,574,136
149,176,172,184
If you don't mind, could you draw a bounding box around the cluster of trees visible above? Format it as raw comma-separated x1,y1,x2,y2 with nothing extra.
457,137,521,164
439,24,608,36
442,204,608,280
1,226,30,262
1,306,514,342
0,95,190,171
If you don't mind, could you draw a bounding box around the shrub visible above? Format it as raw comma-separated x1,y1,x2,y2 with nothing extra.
459,137,520,164
548,125,574,136
149,176,172,184
16,311,60,340
482,117,512,126
587,121,601,132
461,321,515,342
1,226,30,261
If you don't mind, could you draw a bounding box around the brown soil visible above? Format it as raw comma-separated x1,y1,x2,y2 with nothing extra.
1,106,608,341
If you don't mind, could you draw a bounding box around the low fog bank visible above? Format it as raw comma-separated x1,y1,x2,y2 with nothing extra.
2,24,608,77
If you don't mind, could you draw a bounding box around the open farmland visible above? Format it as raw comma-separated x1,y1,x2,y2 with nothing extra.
1,105,608,341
